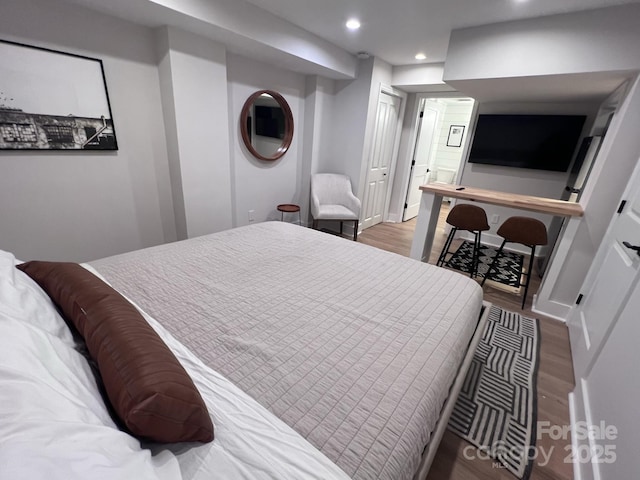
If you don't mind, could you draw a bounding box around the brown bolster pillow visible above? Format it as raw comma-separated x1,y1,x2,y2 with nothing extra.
16,261,214,444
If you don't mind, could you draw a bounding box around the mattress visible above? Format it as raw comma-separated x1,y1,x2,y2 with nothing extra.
91,222,483,480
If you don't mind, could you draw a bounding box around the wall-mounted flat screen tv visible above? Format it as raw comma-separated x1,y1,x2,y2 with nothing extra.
254,105,285,139
468,114,586,172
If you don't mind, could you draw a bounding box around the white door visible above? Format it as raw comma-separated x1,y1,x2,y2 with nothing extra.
569,160,640,372
583,278,640,480
403,107,438,221
568,158,640,480
361,92,402,230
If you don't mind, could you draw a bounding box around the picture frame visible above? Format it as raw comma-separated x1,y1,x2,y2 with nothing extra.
0,39,118,150
446,124,465,148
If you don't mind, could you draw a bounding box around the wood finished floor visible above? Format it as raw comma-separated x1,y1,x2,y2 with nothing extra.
356,208,575,480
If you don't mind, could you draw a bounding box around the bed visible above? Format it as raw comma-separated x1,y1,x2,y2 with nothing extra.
0,221,487,480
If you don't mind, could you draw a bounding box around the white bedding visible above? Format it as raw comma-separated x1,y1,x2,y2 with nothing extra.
0,250,350,480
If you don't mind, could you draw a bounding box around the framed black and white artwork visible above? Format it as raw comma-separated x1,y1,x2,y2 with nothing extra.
446,124,465,148
0,39,118,150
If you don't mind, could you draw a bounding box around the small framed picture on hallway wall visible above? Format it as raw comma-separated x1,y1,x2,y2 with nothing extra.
446,124,465,147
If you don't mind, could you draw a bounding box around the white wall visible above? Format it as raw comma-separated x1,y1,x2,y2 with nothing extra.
0,0,176,262
226,53,306,226
325,58,374,192
301,75,336,224
134,0,358,80
445,4,640,82
391,63,455,93
156,26,233,239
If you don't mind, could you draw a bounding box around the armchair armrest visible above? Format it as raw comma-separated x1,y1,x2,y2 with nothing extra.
342,191,361,216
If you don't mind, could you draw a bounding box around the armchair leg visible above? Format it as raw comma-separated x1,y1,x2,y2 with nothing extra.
353,220,359,241
312,219,318,230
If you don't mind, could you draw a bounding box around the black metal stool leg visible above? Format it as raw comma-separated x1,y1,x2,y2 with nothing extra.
471,231,483,278
521,245,536,309
476,232,485,278
437,227,457,267
481,239,507,286
468,231,479,278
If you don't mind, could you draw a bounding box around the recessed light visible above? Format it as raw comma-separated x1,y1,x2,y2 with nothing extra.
346,19,361,30
415,53,427,60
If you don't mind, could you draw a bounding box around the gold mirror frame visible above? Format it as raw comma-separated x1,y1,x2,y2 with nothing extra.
240,90,294,161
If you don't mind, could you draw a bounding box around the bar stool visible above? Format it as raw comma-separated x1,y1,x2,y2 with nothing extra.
481,216,548,309
437,204,490,278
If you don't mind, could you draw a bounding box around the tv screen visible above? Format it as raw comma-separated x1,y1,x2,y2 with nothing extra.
254,105,285,139
468,114,586,172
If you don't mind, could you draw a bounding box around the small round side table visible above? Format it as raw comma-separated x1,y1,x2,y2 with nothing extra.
277,203,301,224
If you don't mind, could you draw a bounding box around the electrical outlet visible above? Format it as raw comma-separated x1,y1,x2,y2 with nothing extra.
491,214,500,225
248,210,255,222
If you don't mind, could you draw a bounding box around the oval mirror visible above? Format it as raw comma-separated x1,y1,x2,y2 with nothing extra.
240,90,294,161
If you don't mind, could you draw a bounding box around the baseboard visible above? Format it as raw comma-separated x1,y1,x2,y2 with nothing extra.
531,296,570,322
386,213,402,223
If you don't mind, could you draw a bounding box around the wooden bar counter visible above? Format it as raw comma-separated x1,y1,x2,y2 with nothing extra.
409,184,584,262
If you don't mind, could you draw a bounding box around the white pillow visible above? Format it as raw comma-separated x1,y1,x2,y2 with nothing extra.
0,250,73,340
0,250,182,480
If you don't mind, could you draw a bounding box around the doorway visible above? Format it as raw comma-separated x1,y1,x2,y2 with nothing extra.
402,96,475,222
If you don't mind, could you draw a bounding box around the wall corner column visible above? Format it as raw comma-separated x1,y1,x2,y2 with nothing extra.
155,26,233,239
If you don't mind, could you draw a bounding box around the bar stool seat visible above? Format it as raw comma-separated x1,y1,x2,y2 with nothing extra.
481,216,548,309
437,204,490,278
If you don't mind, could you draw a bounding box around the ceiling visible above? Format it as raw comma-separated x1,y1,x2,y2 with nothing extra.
63,0,639,101
243,0,640,66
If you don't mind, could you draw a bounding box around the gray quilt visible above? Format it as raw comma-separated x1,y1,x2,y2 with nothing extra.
91,222,483,480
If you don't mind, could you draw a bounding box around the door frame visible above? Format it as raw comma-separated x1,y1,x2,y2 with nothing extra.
360,83,407,229
389,91,477,224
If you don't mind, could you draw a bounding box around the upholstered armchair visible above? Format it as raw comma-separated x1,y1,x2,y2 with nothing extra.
310,173,361,241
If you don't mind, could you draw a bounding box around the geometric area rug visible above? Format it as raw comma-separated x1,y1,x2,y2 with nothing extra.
446,240,525,288
448,306,540,480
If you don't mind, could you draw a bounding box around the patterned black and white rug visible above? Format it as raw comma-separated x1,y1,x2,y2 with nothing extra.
446,240,524,288
448,306,540,479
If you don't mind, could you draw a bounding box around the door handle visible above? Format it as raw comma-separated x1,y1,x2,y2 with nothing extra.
622,241,640,256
